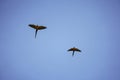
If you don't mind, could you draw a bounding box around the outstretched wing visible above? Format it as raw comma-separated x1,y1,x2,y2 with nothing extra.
38,26,47,30
73,48,81,52
68,48,74,51
76,49,81,52
29,24,38,29
68,47,81,52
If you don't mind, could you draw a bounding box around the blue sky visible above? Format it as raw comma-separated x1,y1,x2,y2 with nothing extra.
0,0,120,80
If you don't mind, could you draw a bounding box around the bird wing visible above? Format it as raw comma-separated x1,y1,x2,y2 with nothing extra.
38,26,47,30
68,48,81,52
29,24,38,29
73,48,81,52
68,48,74,51
76,49,81,52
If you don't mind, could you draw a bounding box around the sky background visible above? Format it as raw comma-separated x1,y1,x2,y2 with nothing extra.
0,0,120,80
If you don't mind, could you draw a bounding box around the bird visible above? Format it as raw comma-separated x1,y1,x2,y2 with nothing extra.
68,47,81,56
28,24,47,38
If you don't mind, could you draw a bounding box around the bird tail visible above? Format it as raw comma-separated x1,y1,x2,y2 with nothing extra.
35,29,38,38
72,51,75,56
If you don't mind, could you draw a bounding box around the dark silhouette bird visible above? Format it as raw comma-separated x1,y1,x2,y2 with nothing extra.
68,47,81,56
28,24,47,38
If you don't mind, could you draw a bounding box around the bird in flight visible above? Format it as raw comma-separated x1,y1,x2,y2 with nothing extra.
68,47,81,56
28,24,47,38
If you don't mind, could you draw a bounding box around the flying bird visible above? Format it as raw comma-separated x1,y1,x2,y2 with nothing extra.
68,47,81,56
28,24,47,38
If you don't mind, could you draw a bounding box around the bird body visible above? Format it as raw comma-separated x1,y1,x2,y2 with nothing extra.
28,24,46,38
68,47,81,56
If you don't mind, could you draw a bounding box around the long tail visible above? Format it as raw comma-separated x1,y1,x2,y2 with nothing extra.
35,29,38,38
72,51,75,56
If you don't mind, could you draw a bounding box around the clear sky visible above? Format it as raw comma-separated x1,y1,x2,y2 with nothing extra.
0,0,120,80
